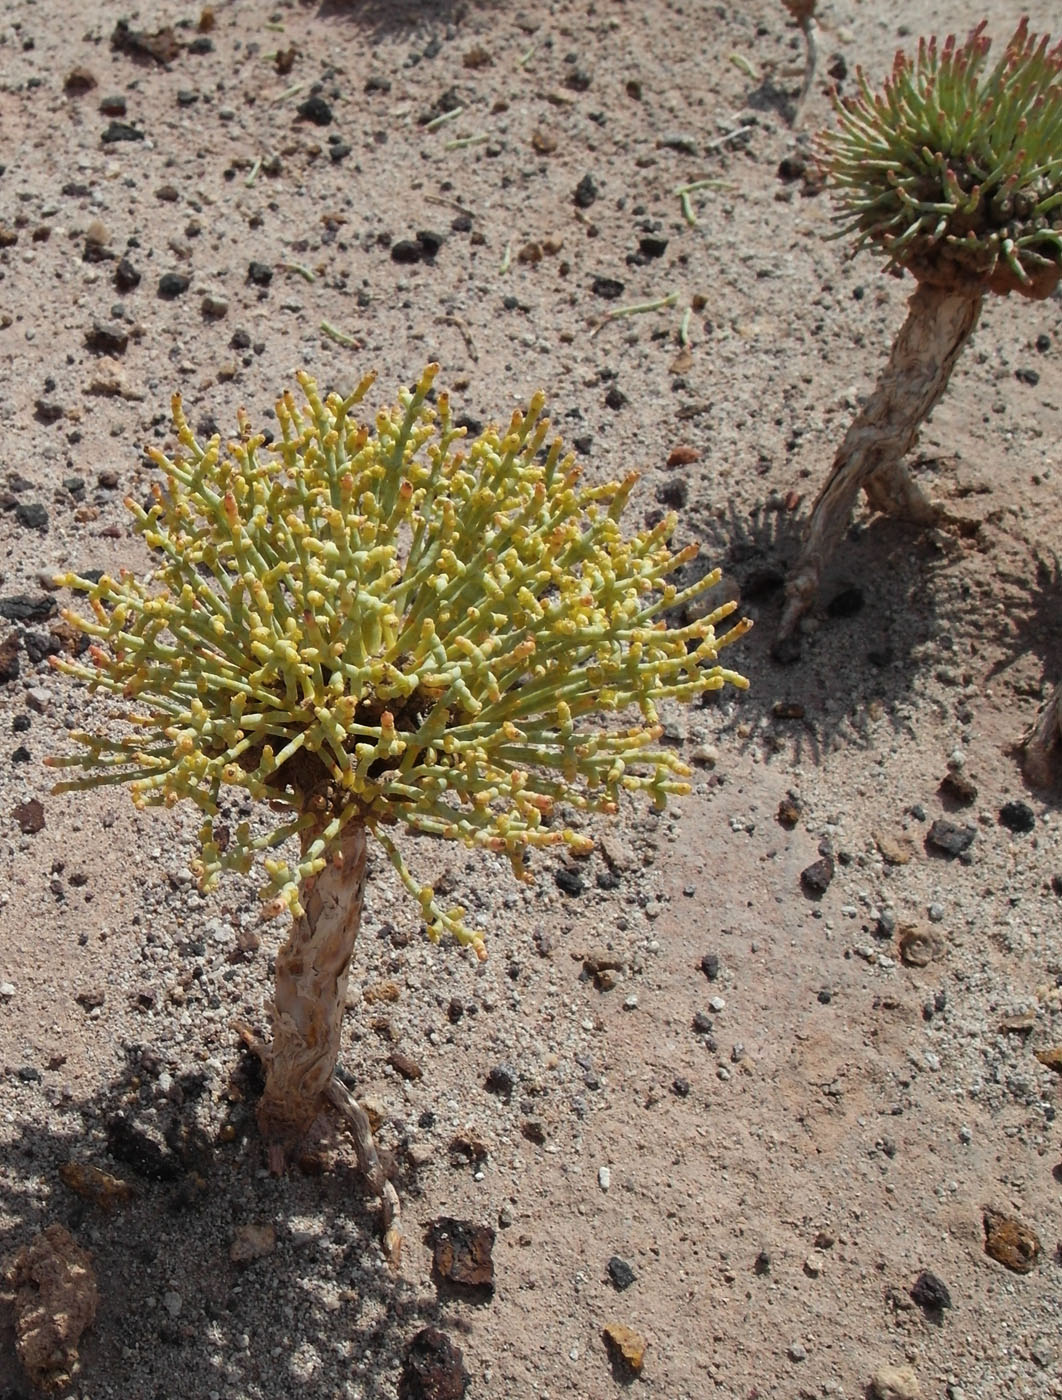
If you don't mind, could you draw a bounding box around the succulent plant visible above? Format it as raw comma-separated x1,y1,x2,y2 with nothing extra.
48,366,749,1227
824,19,1062,292
777,19,1062,780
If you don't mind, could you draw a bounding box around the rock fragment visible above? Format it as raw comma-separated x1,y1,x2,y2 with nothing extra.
983,1208,1040,1273
999,800,1035,833
111,18,181,64
2,1224,98,1393
12,799,45,834
85,322,128,355
426,1217,495,1291
925,819,975,857
58,1161,135,1211
898,925,943,968
909,1269,951,1313
398,1327,469,1400
870,1364,922,1400
800,854,834,895
603,1323,646,1376
230,1223,276,1263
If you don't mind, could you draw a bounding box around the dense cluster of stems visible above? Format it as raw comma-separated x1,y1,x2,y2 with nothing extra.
49,367,749,953
824,19,1062,291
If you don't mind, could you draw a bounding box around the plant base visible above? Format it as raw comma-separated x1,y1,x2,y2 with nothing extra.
776,281,983,651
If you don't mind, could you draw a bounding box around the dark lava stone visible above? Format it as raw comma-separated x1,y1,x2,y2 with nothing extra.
296,94,333,126
800,855,834,895
106,1114,182,1181
778,153,807,181
591,275,624,300
638,234,668,258
391,239,422,264
925,819,976,857
416,229,445,257
34,398,64,425
0,595,56,624
101,120,144,143
114,257,140,292
15,502,47,531
656,478,687,508
85,322,129,354
554,866,584,896
247,261,273,286
700,952,720,981
157,272,190,298
910,1269,952,1312
398,1327,469,1400
998,800,1035,834
607,1255,637,1290
574,173,598,208
604,385,627,410
485,1063,516,1095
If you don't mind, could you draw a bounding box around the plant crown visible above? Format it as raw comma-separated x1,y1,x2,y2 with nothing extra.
823,18,1062,289
48,367,748,954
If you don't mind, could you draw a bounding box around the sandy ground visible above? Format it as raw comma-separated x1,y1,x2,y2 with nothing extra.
1,1,1060,1398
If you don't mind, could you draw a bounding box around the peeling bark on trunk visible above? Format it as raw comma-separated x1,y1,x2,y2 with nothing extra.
1023,681,1062,787
257,821,368,1168
776,282,983,649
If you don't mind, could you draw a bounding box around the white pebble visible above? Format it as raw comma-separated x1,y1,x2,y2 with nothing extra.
598,1166,611,1191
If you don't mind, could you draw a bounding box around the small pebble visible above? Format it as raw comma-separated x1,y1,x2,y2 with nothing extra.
598,1165,611,1190
201,292,228,319
998,800,1035,834
607,1255,636,1290
910,1269,951,1312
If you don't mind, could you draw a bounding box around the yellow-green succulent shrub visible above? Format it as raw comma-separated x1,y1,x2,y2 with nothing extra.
48,367,748,954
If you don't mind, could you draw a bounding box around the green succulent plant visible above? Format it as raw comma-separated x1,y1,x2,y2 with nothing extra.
47,367,749,1203
778,20,1062,784
824,18,1062,291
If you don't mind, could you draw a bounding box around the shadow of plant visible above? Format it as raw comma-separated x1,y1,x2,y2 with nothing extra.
0,1047,447,1399
985,548,1062,696
676,494,963,768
